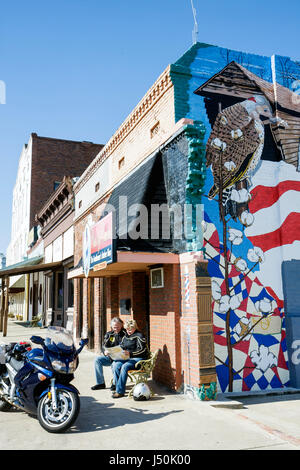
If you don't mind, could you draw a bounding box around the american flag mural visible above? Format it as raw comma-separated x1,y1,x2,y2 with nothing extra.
204,214,289,392
246,161,300,301
194,60,300,393
203,158,300,392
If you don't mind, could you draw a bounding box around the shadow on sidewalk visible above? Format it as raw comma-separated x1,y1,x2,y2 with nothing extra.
233,392,300,407
68,396,183,434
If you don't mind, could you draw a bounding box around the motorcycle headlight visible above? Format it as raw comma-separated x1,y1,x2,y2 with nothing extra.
51,358,78,374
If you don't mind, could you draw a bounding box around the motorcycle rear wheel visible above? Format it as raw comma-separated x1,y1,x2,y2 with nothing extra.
37,389,80,433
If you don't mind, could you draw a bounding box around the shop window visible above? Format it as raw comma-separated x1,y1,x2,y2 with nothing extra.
55,272,63,310
120,298,131,315
118,157,125,170
39,284,42,304
68,278,74,308
47,276,53,309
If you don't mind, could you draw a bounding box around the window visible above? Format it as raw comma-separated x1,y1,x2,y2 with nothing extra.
68,278,74,308
150,267,164,288
39,284,43,305
55,272,63,310
95,182,100,192
79,200,82,209
118,157,125,170
150,122,160,138
120,298,131,315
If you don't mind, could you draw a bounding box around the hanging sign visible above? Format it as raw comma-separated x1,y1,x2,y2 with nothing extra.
82,223,91,278
82,212,116,277
90,212,116,267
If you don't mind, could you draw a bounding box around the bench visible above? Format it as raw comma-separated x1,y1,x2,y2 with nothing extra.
128,349,159,397
30,316,41,327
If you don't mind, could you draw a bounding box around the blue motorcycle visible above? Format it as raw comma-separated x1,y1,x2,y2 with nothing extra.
0,326,88,433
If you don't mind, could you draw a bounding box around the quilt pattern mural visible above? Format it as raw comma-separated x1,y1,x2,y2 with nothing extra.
175,44,300,392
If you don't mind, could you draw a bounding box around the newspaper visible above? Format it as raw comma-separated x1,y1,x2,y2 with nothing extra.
104,345,128,360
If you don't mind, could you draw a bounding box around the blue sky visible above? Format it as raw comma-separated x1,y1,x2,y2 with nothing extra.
0,0,300,256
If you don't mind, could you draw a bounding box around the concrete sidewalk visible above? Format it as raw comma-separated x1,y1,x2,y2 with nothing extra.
1,320,300,450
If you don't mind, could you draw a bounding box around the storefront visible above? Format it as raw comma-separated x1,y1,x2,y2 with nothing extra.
0,259,63,336
36,176,76,330
69,125,217,395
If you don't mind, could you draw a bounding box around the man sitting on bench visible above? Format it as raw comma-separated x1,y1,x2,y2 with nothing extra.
91,317,126,391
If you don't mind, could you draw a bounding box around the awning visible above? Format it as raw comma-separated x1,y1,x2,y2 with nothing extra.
104,151,172,252
68,251,179,279
0,256,63,278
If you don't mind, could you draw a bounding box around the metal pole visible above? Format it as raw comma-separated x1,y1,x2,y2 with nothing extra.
3,277,9,337
0,279,4,332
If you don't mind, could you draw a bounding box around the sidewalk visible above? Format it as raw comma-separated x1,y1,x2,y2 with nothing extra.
1,320,300,450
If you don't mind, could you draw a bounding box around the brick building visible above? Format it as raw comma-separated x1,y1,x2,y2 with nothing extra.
35,176,76,329
68,58,213,396
70,42,300,398
5,134,103,323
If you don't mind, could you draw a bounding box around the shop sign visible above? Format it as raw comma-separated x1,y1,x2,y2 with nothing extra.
82,212,116,277
82,223,91,278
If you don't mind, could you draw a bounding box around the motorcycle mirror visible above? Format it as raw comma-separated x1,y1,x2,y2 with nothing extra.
30,336,44,345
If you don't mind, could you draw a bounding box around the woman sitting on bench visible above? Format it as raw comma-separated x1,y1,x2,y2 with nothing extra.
112,319,149,398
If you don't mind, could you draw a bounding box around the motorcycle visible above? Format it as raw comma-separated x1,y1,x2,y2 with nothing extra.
0,326,88,433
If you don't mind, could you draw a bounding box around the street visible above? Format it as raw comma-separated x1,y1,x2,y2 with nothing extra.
1,322,300,451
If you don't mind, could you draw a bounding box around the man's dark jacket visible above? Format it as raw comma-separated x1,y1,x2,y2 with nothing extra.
102,328,126,352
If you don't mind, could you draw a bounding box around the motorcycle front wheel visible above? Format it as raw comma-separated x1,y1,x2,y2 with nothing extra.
0,397,12,412
37,389,80,433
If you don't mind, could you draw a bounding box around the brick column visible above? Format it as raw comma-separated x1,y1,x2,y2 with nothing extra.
106,277,119,327
94,278,101,353
132,272,147,334
73,278,80,340
179,253,217,400
149,264,181,390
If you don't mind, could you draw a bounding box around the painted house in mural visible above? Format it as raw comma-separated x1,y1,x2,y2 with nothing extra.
69,42,300,397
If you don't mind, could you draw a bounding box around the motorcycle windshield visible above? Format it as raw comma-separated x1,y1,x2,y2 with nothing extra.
44,326,75,355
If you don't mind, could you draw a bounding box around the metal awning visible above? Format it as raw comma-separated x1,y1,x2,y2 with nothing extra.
0,256,63,278
68,251,179,279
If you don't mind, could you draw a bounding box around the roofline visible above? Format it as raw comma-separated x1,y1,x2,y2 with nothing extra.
30,133,103,147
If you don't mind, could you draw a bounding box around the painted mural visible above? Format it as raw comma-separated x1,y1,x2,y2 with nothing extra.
195,61,300,392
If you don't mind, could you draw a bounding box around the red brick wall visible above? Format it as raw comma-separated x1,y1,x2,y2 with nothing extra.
30,134,103,229
117,272,147,334
106,277,119,327
132,272,147,335
94,278,101,352
149,264,181,390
